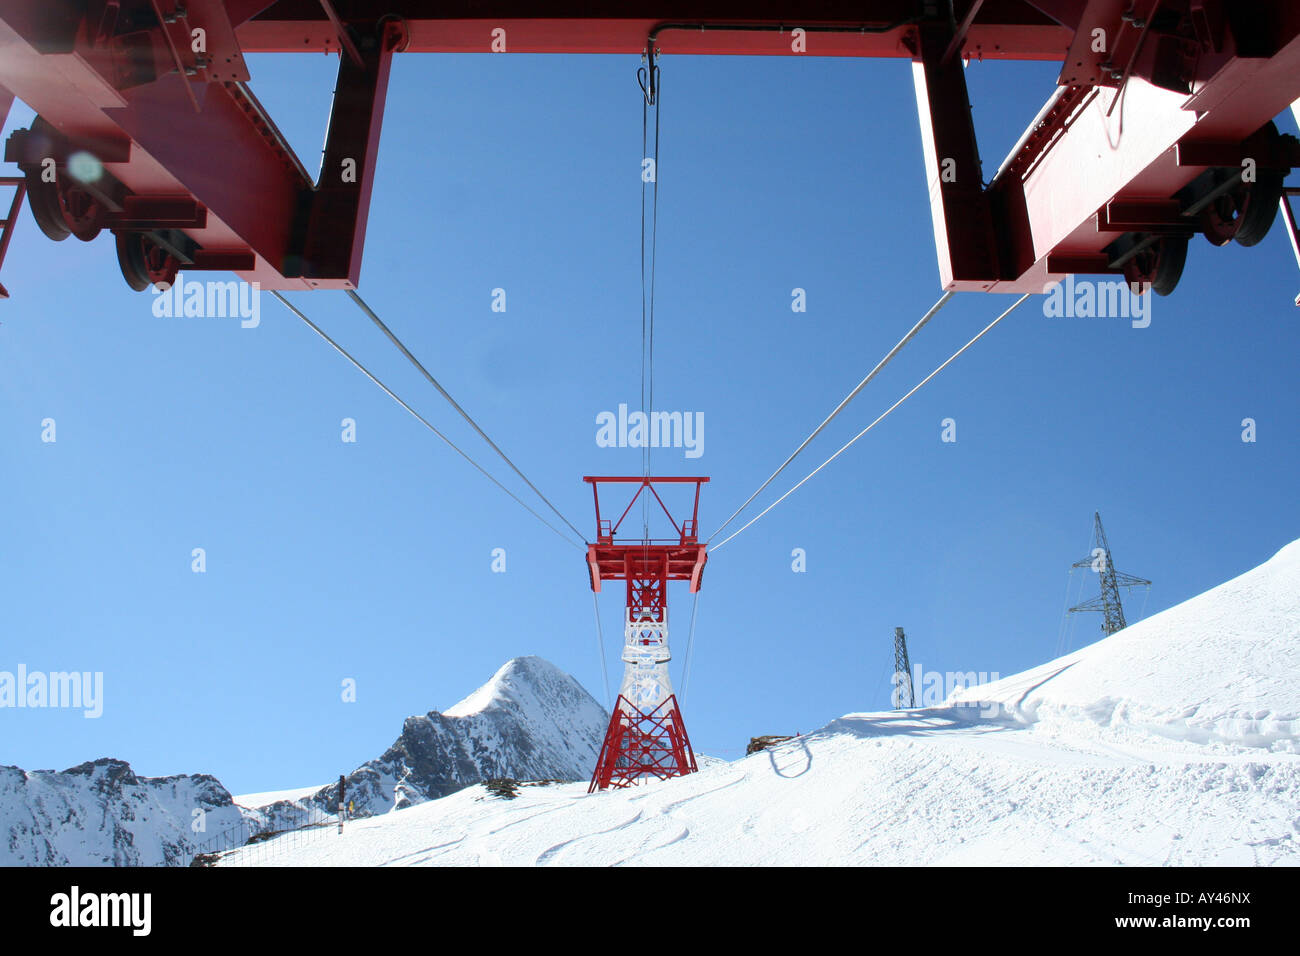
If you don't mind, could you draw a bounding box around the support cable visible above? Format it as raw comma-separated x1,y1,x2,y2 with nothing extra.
1136,583,1151,623
680,590,701,704
711,293,1033,552
272,291,583,551
345,289,587,544
637,55,662,537
592,592,612,709
647,60,661,470
1053,568,1078,659
708,290,955,543
639,59,649,485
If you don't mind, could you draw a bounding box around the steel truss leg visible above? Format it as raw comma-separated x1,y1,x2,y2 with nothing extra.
589,570,698,791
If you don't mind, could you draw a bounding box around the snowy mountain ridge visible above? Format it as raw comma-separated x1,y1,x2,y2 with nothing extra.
0,656,607,865
0,758,245,866
251,655,609,825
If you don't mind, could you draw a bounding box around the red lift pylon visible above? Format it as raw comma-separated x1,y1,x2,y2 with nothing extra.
584,476,707,792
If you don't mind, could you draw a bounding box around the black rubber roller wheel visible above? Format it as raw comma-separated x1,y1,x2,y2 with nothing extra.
1200,121,1288,248
1123,235,1189,297
1232,167,1284,247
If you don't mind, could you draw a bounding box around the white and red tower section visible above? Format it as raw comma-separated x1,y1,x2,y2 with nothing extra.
584,476,708,792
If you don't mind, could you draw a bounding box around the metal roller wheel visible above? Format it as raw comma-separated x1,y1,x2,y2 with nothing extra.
116,232,180,292
25,170,71,241
1200,122,1287,248
1122,235,1189,297
24,117,106,242
1202,168,1285,247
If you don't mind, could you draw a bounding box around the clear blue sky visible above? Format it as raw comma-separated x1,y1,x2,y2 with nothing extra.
2,51,1297,791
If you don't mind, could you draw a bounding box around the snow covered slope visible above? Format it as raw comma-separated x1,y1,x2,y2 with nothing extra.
0,759,245,866
219,540,1300,867
946,539,1300,752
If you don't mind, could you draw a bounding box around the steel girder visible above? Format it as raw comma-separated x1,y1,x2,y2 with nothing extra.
1,2,1298,297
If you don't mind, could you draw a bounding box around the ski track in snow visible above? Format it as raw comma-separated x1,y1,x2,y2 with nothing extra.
535,810,644,866
214,539,1300,867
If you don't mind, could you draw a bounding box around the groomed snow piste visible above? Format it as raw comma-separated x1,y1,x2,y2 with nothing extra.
219,539,1300,867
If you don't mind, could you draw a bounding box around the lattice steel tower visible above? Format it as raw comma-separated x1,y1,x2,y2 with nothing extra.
892,627,916,709
584,476,707,791
1069,512,1151,637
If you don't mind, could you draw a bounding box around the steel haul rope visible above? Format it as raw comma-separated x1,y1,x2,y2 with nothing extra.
273,291,584,551
709,290,956,543
346,289,586,544
711,293,1034,552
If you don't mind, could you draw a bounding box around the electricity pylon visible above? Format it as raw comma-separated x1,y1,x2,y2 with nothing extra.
892,627,916,709
1069,512,1151,636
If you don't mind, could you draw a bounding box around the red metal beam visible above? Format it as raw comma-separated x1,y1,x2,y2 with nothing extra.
942,0,988,65
975,3,1300,293
583,476,709,593
299,17,403,286
315,0,363,67
912,21,1003,290
235,1,1070,59
1,2,1297,301
584,476,712,482
0,3,310,287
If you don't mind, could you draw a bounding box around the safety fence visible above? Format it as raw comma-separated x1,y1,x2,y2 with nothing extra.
188,802,342,867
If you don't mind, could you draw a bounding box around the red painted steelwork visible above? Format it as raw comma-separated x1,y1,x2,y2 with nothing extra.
583,476,708,596
0,2,1297,300
0,175,26,297
584,475,706,790
588,695,698,792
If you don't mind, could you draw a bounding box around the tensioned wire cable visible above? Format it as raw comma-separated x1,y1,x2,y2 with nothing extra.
638,56,663,537
647,59,661,475
710,293,1034,552
273,291,584,551
708,290,956,544
591,592,612,708
680,590,701,704
345,288,587,545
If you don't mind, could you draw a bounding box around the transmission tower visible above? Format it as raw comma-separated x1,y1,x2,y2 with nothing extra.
1068,512,1151,637
892,627,916,709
